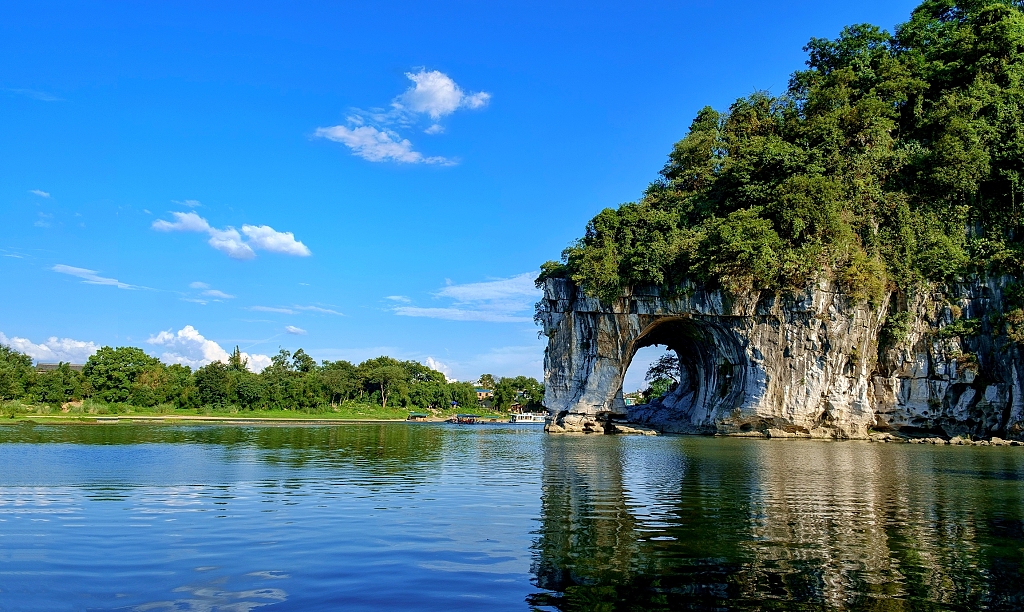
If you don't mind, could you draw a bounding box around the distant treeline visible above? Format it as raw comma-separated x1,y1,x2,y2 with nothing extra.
0,344,544,413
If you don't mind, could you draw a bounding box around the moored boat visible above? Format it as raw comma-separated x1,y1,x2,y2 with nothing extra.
509,412,546,424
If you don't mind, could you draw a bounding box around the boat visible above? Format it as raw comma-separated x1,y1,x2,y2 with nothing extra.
448,414,480,424
509,412,547,424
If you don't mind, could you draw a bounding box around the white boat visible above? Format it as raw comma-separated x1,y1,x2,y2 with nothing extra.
509,412,547,424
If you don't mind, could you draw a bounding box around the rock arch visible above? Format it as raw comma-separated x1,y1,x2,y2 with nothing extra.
536,278,884,437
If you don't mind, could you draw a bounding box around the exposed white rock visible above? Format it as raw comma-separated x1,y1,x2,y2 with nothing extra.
536,277,1024,440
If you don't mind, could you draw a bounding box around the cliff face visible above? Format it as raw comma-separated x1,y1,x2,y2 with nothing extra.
536,277,1024,439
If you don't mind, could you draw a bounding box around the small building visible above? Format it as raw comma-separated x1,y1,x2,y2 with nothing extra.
475,388,493,400
35,363,85,373
407,413,429,422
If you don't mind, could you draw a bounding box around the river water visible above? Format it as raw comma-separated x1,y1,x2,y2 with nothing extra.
0,423,1022,611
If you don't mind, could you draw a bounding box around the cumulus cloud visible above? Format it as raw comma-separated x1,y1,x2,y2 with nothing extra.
0,331,99,364
392,272,540,323
315,69,486,165
147,325,270,372
152,212,310,260
52,264,138,289
241,225,313,257
314,125,452,165
29,189,50,198
285,325,307,335
394,70,490,119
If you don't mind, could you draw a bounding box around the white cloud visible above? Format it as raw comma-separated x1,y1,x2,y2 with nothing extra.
436,272,537,302
173,199,202,208
386,295,411,303
249,306,296,314
29,189,50,198
152,211,210,233
314,69,486,165
425,356,454,381
189,281,210,289
0,331,99,364
202,289,235,299
6,88,61,102
394,70,491,120
294,305,343,316
285,325,307,335
392,272,540,323
208,227,256,259
52,264,138,289
314,125,453,165
147,325,270,373
152,212,309,260
241,225,312,257
392,306,533,323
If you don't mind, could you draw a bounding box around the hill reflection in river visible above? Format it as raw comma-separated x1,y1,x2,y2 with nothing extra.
1,423,1022,610
530,435,1024,611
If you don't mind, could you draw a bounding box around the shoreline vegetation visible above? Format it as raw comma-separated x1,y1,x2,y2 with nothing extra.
0,343,543,423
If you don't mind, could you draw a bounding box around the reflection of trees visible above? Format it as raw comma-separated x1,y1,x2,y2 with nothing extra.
530,438,1024,611
1,423,447,485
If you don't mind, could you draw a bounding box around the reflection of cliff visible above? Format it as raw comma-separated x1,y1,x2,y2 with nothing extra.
530,437,1024,610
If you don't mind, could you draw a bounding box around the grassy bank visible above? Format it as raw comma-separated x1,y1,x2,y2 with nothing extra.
0,399,508,424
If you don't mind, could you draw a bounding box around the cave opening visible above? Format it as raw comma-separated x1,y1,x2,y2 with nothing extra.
620,317,747,426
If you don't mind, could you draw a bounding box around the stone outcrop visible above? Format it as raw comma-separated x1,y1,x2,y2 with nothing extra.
536,277,1024,439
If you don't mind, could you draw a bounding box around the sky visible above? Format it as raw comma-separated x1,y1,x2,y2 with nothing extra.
0,0,921,388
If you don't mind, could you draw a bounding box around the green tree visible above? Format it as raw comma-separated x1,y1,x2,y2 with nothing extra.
358,357,410,409
195,361,232,408
493,376,544,412
0,344,34,401
33,363,83,407
83,346,161,403
319,360,358,406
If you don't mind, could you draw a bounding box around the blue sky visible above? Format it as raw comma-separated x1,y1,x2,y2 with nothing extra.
1,0,920,386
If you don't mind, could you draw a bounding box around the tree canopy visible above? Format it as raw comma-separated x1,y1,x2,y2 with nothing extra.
0,343,543,415
540,0,1024,304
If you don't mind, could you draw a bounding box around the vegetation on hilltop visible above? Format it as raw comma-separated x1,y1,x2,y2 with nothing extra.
0,343,543,416
539,0,1024,305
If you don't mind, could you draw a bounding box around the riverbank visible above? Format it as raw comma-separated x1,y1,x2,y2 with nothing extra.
0,399,508,425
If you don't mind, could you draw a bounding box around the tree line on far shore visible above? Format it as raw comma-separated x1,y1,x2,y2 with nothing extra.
0,344,544,414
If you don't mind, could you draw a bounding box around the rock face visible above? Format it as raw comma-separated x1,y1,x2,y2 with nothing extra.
536,277,1024,439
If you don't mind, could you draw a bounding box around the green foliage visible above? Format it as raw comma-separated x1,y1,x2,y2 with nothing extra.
0,342,532,415
492,376,544,411
83,346,161,403
938,317,982,338
548,1,1024,303
0,344,33,401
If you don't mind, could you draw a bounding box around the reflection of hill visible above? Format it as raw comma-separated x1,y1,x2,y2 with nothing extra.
530,438,1024,611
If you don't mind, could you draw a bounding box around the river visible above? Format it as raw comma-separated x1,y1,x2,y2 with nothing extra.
0,423,1022,611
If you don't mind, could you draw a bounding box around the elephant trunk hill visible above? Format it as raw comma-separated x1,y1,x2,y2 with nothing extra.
536,1,1024,439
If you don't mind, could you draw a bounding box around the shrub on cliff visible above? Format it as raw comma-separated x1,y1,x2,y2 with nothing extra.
543,0,1024,304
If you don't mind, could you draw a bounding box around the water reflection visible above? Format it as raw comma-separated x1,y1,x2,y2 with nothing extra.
530,437,1024,611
